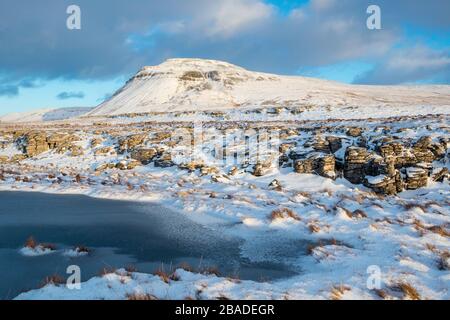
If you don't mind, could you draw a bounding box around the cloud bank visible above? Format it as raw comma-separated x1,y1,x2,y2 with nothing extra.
0,0,448,88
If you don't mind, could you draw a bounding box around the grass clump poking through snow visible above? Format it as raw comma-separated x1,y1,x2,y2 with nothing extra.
269,208,300,221
20,236,56,256
40,274,65,288
99,267,117,277
154,269,171,283
200,266,221,277
25,236,37,249
393,282,421,300
330,284,351,300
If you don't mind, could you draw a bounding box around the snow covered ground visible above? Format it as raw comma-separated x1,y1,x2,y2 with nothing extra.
1,114,449,300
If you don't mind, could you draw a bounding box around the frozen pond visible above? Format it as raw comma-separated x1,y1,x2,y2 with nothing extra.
0,191,298,299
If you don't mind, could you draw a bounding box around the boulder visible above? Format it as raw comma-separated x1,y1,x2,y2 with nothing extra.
130,148,157,164
405,167,428,190
343,147,370,184
364,173,400,196
294,153,335,179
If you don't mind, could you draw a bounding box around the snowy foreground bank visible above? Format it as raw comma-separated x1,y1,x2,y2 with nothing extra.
4,169,450,300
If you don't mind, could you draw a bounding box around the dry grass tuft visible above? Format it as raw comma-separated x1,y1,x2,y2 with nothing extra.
24,236,56,251
125,265,137,273
351,209,367,219
75,245,90,253
307,238,344,255
40,274,65,288
374,289,389,300
178,262,194,273
154,269,170,283
402,202,427,212
308,223,320,233
394,282,421,300
201,266,220,276
330,284,351,300
126,293,158,300
337,207,367,219
269,208,300,221
99,267,117,277
24,236,37,249
427,225,450,238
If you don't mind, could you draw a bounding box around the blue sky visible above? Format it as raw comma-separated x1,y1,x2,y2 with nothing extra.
0,0,449,115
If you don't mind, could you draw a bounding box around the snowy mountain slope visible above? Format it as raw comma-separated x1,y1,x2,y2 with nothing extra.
87,58,450,116
0,107,93,123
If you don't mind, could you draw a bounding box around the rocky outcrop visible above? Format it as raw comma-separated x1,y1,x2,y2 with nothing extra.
23,132,49,156
294,153,335,179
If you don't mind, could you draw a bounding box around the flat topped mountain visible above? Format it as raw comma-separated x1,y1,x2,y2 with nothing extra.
87,58,450,116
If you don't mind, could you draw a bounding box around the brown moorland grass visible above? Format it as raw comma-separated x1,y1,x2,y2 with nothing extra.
269,208,300,221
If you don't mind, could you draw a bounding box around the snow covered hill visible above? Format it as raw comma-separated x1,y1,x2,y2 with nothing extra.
87,58,450,116
0,107,93,123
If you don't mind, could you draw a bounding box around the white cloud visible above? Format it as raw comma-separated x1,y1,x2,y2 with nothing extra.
355,45,450,84
202,0,273,38
311,0,336,11
386,46,450,71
